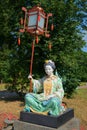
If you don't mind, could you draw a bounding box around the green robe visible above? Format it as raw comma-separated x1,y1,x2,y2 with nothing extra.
24,75,65,116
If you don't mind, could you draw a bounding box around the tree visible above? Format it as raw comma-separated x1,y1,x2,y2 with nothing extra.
0,44,11,83
76,51,87,82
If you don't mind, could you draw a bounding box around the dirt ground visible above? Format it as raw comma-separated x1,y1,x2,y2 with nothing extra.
0,91,24,129
0,91,24,117
0,88,87,130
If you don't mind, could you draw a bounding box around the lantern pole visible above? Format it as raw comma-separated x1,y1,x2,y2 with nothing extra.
18,5,54,92
29,37,35,92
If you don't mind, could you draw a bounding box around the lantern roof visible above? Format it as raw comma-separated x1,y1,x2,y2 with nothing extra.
27,6,45,15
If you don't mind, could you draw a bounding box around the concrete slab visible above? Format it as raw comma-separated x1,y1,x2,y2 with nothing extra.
14,117,80,130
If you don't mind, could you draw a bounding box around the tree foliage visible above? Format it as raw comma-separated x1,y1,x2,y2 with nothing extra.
0,0,87,97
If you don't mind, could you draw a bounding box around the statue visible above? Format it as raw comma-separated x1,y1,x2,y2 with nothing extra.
24,60,65,116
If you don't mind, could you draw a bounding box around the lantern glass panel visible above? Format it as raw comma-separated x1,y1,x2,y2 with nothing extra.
28,12,37,27
38,16,45,29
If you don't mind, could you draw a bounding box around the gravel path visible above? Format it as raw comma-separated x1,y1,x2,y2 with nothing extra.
78,85,87,89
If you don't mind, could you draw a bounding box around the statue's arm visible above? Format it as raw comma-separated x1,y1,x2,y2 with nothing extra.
54,77,64,100
32,77,44,93
28,75,43,93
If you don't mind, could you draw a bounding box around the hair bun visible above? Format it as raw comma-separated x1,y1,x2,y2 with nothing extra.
44,60,56,70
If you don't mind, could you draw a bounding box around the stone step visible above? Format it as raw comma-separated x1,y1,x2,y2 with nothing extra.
4,119,14,125
2,125,13,130
14,118,80,130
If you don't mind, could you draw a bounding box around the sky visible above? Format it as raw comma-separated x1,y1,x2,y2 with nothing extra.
82,45,87,52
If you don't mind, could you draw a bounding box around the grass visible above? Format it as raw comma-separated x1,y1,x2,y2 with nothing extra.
63,88,87,129
76,89,87,99
0,83,6,90
80,82,87,86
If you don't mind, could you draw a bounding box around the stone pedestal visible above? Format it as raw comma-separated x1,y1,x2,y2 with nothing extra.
20,108,74,128
14,108,80,130
14,118,80,130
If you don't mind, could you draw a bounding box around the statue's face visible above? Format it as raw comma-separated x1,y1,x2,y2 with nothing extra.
45,65,54,76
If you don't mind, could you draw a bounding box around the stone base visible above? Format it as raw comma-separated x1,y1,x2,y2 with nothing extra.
20,108,74,128
14,118,80,130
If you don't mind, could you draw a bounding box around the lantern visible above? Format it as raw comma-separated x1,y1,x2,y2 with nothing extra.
20,5,53,37
20,18,24,25
27,6,45,35
48,42,52,50
18,37,20,45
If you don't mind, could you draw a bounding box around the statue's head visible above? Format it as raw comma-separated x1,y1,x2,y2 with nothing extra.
44,60,56,76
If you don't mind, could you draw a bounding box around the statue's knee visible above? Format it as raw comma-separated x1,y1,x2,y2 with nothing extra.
51,98,58,105
51,97,60,106
25,94,32,100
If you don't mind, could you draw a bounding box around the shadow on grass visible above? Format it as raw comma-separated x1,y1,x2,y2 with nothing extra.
0,90,24,102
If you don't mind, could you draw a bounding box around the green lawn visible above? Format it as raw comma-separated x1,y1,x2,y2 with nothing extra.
64,88,87,129
0,83,6,90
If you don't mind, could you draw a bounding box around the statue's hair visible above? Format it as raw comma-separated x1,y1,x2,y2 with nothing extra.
44,60,56,70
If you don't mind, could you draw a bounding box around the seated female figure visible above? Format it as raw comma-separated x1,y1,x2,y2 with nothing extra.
24,60,65,116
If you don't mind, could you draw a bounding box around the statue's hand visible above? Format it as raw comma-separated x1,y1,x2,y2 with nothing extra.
47,94,55,100
28,75,33,80
39,95,55,101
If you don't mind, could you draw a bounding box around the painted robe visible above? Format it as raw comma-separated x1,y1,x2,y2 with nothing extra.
24,75,65,116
